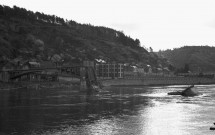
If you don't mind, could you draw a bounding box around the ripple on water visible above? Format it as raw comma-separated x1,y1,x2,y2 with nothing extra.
41,102,89,107
1,85,215,135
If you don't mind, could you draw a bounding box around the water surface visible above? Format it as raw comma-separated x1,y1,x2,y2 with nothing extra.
0,85,215,135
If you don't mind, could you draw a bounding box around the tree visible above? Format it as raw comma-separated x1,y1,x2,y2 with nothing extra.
168,64,175,71
184,63,189,73
51,15,56,23
149,47,153,52
135,39,140,47
0,5,4,15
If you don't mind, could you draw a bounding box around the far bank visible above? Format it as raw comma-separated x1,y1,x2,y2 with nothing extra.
101,76,215,87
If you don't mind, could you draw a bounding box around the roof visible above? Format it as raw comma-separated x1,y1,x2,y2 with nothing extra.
29,62,40,65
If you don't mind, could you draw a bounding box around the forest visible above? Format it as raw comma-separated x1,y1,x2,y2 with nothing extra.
159,46,215,73
0,5,168,69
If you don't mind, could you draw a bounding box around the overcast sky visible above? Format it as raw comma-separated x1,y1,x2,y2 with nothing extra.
2,0,215,51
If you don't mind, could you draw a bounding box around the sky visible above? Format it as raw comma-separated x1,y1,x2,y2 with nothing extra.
2,0,215,51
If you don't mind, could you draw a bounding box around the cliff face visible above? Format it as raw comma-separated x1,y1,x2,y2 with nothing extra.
159,46,215,73
0,5,167,68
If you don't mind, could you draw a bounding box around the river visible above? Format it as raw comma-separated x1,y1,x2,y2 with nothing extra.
0,85,215,135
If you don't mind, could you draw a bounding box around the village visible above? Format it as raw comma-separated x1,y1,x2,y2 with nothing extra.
0,56,214,89
0,55,173,82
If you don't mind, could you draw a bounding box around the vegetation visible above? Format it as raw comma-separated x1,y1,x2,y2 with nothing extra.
159,46,215,73
0,5,167,68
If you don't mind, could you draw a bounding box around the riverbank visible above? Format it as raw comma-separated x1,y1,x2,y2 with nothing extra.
1,76,215,90
0,76,80,90
101,76,215,86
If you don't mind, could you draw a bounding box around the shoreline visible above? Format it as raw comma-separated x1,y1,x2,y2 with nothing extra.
107,83,215,87
101,77,215,87
0,81,79,90
1,76,215,90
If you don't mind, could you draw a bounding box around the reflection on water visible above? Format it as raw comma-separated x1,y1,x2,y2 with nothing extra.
0,85,215,135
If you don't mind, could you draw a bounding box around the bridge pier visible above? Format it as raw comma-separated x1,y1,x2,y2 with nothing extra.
79,66,100,92
80,67,87,91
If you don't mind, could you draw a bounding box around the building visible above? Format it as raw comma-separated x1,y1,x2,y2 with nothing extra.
0,61,17,82
95,63,124,78
133,66,145,73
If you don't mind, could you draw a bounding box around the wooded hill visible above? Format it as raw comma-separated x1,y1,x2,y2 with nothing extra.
0,5,168,68
159,46,215,73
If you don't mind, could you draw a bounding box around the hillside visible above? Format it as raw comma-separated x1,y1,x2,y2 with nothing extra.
159,46,215,73
0,5,168,68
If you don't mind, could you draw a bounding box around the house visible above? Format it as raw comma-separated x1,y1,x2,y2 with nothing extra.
50,54,63,67
142,65,153,74
0,61,17,82
133,66,145,73
40,61,58,77
21,61,40,69
28,62,40,68
21,62,30,70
